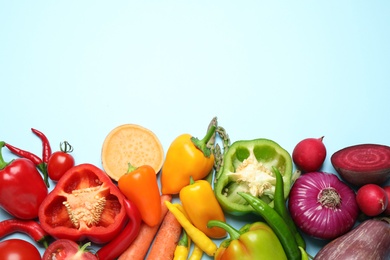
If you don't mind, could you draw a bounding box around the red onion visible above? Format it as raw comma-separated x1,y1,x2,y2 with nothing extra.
288,172,359,240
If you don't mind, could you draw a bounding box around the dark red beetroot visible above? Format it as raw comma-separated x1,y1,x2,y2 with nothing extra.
331,144,390,187
314,219,390,260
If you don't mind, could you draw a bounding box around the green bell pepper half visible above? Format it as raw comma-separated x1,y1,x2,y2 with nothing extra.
207,220,287,260
214,138,293,215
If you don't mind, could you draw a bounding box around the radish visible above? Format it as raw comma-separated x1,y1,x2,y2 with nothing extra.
356,184,388,216
292,136,326,173
383,186,390,215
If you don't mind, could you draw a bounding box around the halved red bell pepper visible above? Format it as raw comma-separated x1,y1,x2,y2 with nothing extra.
38,163,127,244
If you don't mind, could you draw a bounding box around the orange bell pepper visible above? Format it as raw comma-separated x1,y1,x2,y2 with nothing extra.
180,178,227,239
161,123,216,195
118,164,161,227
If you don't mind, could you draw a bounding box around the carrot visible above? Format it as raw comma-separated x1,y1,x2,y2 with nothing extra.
118,194,172,260
146,208,183,260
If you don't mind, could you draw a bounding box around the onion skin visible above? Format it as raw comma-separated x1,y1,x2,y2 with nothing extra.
288,172,359,240
331,144,390,187
314,219,390,260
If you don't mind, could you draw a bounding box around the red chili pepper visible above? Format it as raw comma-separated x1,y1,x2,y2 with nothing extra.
95,199,142,260
31,128,52,163
4,142,50,187
4,143,43,166
0,219,49,248
38,163,128,244
0,141,48,220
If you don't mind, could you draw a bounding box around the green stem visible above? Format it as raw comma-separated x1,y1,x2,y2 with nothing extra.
214,126,231,180
189,176,195,185
177,230,189,247
206,117,218,149
127,162,137,173
37,163,50,188
190,124,216,158
0,141,8,170
207,220,241,240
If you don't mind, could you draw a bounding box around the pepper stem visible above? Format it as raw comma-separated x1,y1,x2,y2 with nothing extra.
0,141,9,170
190,121,216,158
207,220,241,240
177,230,189,247
126,162,138,173
37,163,50,188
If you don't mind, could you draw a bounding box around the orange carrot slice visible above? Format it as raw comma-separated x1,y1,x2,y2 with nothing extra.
101,124,164,181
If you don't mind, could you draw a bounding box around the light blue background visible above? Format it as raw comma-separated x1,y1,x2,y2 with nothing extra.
1,1,390,258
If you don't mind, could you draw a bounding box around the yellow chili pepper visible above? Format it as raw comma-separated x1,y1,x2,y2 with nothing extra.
180,178,227,239
165,201,217,256
173,230,190,260
189,244,203,260
161,122,216,195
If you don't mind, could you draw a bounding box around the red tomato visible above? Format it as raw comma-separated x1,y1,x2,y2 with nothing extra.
47,141,75,181
0,239,41,260
356,184,388,216
42,239,97,260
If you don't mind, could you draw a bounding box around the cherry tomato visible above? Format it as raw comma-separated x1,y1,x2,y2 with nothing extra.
356,184,388,216
47,141,75,181
0,239,41,260
42,239,97,260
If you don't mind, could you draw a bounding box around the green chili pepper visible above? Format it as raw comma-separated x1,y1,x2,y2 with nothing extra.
238,192,301,260
214,138,293,215
273,167,306,249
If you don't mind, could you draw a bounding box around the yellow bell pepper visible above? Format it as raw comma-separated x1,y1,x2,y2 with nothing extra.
180,178,227,239
161,123,216,195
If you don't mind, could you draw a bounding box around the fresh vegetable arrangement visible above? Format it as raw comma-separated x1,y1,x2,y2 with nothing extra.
0,119,390,259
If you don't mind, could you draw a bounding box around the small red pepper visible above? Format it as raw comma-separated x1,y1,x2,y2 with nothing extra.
5,142,50,187
38,163,127,244
0,141,48,219
31,128,52,163
96,199,142,260
0,219,49,248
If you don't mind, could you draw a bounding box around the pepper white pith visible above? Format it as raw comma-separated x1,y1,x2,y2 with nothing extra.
226,150,276,198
